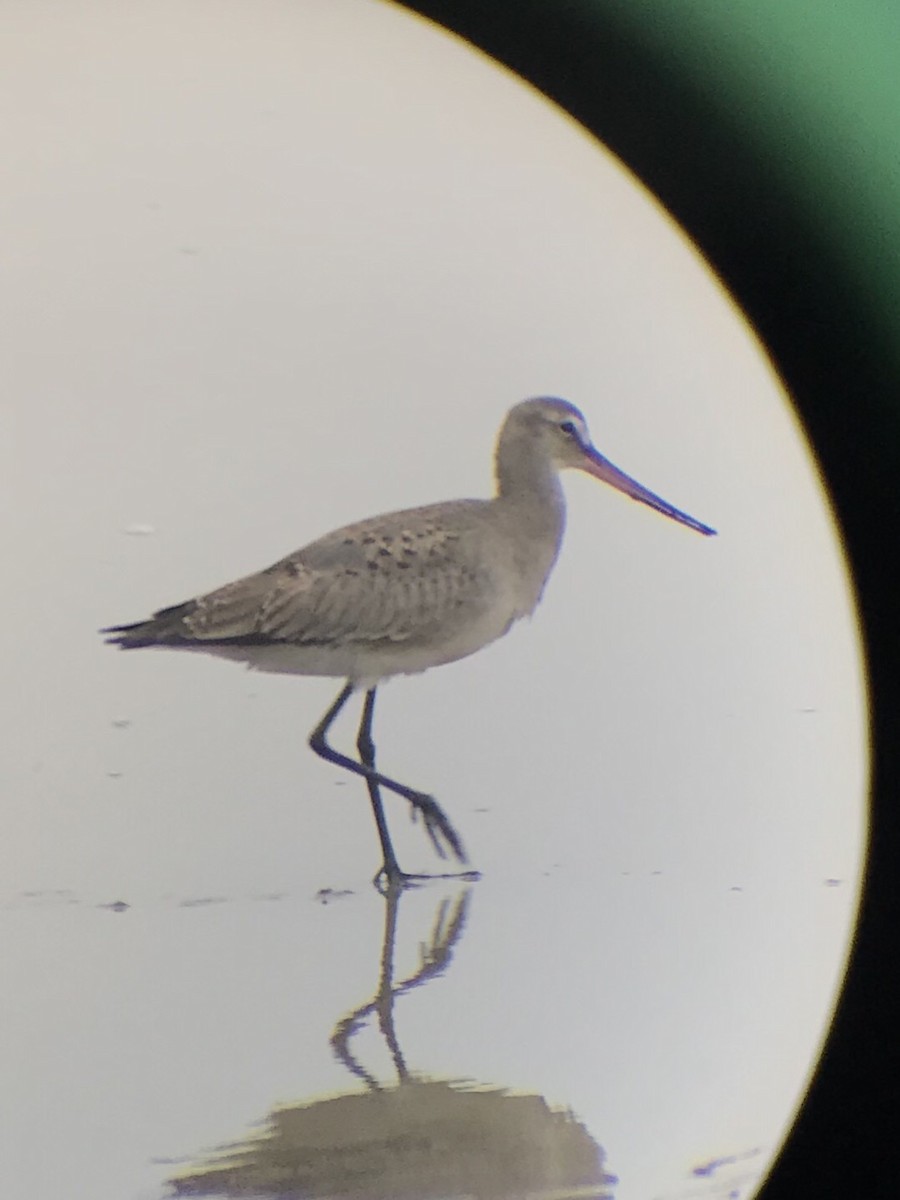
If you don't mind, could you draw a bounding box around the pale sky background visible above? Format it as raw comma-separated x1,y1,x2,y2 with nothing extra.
0,3,868,1200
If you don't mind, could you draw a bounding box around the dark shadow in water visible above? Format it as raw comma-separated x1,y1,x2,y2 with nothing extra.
170,884,615,1199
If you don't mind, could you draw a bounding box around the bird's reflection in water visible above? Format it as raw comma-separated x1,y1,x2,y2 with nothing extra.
171,886,616,1199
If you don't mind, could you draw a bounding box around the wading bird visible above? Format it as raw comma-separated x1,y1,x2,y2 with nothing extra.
103,397,715,885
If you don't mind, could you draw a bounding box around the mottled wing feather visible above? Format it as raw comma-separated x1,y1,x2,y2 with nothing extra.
255,556,491,647
256,504,497,646
107,499,501,651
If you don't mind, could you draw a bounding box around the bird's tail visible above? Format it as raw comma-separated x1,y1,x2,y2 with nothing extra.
101,601,196,648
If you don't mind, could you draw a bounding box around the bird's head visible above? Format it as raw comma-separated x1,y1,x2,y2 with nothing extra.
500,396,716,536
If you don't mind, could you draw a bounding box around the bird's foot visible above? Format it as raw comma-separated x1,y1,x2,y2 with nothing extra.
373,864,481,892
406,793,467,864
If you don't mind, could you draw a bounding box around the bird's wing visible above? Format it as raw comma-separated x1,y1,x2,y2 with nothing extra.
106,500,503,650
254,506,500,648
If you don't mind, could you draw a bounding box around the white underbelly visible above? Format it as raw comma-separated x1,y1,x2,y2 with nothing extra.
160,601,522,688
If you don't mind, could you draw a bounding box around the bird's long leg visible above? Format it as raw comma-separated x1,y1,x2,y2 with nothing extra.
355,688,403,884
357,691,462,887
309,683,468,866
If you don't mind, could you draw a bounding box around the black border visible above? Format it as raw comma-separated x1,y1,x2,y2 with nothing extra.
397,3,900,1197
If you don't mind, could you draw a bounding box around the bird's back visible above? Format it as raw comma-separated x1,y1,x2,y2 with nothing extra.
104,497,539,684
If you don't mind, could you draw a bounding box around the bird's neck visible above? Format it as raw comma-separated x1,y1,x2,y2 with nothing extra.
496,429,562,496
494,433,567,549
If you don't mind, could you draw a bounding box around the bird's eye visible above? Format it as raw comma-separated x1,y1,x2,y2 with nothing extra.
559,420,578,437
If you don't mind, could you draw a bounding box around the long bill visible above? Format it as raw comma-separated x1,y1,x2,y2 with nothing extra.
580,446,717,536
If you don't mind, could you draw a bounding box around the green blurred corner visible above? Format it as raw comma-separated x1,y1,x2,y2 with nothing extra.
604,0,900,349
